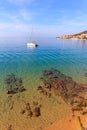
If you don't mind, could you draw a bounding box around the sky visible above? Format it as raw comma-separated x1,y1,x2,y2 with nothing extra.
0,0,87,39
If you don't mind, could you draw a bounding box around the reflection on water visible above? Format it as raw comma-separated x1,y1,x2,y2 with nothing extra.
81,40,87,48
0,38,87,90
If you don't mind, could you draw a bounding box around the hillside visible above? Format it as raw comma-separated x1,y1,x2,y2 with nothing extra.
57,30,87,40
74,30,87,36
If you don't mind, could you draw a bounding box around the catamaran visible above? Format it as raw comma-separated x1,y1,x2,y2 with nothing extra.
27,29,38,48
27,42,38,48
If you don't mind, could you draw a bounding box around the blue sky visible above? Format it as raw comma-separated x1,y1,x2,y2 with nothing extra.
0,0,87,38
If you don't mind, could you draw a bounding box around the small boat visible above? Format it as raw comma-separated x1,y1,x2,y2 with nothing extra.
27,42,38,48
27,29,38,48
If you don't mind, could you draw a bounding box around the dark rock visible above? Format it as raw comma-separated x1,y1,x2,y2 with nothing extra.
40,68,87,111
7,90,14,94
40,77,44,80
26,109,32,117
25,103,31,110
32,106,40,117
39,89,48,96
25,103,32,117
84,73,87,77
44,83,51,89
18,86,26,92
5,74,26,94
43,90,47,95
43,70,53,76
20,110,25,114
47,93,51,98
7,125,12,130
39,89,45,94
72,107,83,111
37,86,43,90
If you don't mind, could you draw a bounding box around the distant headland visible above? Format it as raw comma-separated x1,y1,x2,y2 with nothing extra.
57,30,87,40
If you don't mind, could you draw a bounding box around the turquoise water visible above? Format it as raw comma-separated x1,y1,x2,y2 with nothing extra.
0,38,87,90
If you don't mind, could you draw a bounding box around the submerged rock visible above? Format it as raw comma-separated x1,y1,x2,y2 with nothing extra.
7,125,12,130
43,70,53,76
18,86,26,92
84,73,87,77
20,102,41,118
37,86,43,91
20,110,25,114
26,109,32,117
40,68,87,111
6,90,14,94
4,74,26,94
32,106,40,117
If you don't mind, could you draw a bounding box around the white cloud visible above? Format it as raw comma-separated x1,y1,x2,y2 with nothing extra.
0,19,87,39
0,22,60,38
1,8,87,38
0,8,32,24
0,22,30,36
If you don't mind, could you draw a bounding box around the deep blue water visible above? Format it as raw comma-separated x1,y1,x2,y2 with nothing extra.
0,38,87,90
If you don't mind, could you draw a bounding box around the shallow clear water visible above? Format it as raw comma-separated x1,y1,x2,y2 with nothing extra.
0,38,87,90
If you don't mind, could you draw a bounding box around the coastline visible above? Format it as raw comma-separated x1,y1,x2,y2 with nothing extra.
57,37,87,40
56,30,87,40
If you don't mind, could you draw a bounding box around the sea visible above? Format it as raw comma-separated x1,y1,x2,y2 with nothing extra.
0,37,87,91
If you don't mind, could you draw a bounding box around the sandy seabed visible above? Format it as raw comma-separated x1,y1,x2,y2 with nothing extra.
0,85,87,130
0,86,71,130
44,112,87,130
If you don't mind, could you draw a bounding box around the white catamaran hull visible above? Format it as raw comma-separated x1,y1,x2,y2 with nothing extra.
27,42,38,48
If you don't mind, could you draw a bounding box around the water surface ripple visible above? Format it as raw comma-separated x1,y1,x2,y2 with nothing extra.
0,39,87,90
